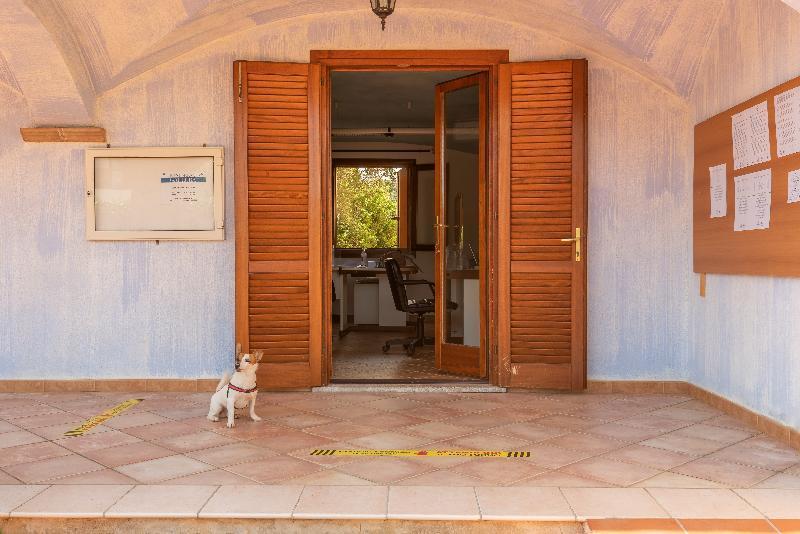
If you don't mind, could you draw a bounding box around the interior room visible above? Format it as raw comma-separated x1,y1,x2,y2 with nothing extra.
329,70,484,382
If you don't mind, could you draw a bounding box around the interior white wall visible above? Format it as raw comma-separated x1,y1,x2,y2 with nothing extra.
689,0,800,428
0,10,691,391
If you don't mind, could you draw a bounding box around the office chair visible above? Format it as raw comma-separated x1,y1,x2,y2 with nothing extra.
381,257,456,356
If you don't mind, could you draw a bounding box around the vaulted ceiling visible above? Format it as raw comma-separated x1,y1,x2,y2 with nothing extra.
1,0,798,124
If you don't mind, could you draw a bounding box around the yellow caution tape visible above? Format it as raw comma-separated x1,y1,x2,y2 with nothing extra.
63,398,144,437
310,449,531,458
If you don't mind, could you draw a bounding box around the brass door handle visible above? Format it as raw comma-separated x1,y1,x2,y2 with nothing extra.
561,228,582,262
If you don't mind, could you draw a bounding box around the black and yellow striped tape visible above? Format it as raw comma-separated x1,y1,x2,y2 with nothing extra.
63,398,144,437
310,449,531,458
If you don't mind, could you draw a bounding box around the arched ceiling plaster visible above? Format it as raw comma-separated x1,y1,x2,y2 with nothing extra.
5,0,797,124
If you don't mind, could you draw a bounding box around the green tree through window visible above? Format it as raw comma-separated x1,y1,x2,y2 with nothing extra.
335,166,400,248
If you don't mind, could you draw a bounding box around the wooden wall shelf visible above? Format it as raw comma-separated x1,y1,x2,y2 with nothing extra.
20,127,106,143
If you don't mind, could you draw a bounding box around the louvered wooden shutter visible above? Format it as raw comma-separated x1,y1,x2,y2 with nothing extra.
497,60,587,390
234,61,322,389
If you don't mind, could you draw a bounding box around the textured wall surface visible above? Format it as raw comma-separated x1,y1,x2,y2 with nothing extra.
0,1,738,394
689,1,800,428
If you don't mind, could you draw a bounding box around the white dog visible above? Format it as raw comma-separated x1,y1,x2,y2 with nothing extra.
207,344,262,428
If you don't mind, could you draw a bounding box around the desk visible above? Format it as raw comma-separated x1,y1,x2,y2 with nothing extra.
333,265,417,335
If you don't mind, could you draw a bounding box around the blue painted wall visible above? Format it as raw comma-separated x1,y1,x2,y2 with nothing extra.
0,10,694,390
689,1,800,429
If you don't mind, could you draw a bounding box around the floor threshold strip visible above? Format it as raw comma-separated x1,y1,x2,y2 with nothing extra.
310,449,531,458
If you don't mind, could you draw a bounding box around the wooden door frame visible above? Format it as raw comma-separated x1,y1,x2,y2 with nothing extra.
311,50,508,386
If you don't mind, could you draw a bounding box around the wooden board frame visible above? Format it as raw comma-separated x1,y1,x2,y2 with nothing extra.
313,50,506,385
85,146,225,241
694,74,800,277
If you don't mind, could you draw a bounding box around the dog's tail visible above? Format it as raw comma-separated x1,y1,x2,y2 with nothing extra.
215,372,230,392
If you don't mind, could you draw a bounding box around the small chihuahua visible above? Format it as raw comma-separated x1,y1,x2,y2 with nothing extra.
207,343,262,428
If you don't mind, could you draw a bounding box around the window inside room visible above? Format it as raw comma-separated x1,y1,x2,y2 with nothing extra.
334,161,409,250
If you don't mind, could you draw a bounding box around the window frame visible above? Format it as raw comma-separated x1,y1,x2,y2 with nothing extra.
332,158,416,255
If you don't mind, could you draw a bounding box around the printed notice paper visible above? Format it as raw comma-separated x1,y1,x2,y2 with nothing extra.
789,169,800,204
734,169,772,231
775,87,800,158
709,163,727,218
732,101,771,170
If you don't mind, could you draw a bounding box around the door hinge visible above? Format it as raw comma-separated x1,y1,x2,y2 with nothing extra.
237,62,243,103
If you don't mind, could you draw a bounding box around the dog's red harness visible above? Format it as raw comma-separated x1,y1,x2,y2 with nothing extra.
227,383,257,397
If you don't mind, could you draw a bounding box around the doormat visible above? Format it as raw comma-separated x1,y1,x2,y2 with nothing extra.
63,398,144,437
310,449,531,458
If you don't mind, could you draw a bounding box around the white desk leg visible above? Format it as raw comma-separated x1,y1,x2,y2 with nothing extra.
339,273,348,334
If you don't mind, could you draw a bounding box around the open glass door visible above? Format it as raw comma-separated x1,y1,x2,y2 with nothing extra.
434,73,487,378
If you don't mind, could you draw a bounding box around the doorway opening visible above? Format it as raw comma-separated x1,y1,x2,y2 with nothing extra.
328,70,488,383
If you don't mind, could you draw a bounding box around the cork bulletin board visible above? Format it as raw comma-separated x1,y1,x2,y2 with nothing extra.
694,74,800,277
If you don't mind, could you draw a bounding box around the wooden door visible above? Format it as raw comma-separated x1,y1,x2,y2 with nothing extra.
497,60,588,391
234,61,323,389
434,73,488,378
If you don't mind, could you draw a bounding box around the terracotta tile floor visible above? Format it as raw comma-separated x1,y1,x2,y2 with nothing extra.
0,390,797,490
0,390,799,526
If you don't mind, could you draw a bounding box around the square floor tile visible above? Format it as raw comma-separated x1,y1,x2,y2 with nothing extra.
164,469,261,485
288,470,375,485
513,471,608,487
642,433,725,456
82,441,176,468
602,444,693,470
0,442,73,468
735,489,800,519
47,469,139,485
672,424,755,445
488,421,569,443
226,456,323,484
55,429,141,454
186,442,276,467
115,455,213,483
561,487,669,519
672,457,775,487
403,422,474,441
584,422,665,442
336,457,432,484
522,443,596,469
155,430,237,453
0,485,48,514
541,433,626,454
348,431,429,450
476,486,575,520
754,473,800,489
275,413,339,429
451,458,547,485
396,469,481,486
304,422,380,441
293,485,388,519
388,486,479,520
633,472,726,488
249,431,335,454
647,488,763,519
200,485,303,518
561,456,661,486
103,412,172,430
106,485,218,518
4,454,104,483
0,430,45,449
12,484,131,517
709,439,800,471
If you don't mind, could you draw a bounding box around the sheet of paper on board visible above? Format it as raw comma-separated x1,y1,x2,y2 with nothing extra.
775,87,800,158
789,169,800,204
709,163,727,218
734,168,772,231
732,101,771,170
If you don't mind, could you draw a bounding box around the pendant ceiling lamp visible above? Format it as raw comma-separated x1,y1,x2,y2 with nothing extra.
370,0,396,31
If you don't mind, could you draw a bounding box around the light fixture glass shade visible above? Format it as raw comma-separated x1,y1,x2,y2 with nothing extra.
370,0,396,30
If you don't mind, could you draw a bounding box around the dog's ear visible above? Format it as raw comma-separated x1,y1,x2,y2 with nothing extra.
254,350,263,363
